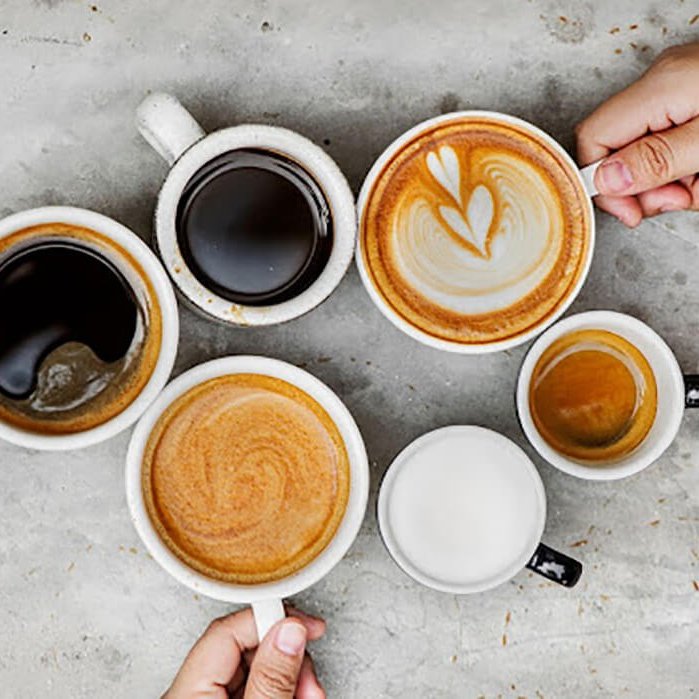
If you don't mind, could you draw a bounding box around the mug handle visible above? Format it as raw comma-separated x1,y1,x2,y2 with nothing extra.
526,542,582,587
684,375,699,408
136,92,206,165
580,160,603,197
252,598,286,641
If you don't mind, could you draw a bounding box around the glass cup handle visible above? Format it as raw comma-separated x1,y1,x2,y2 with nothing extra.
136,92,206,166
526,542,583,587
252,598,286,641
580,160,603,198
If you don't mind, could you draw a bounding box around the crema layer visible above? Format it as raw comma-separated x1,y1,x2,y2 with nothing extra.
361,118,591,344
142,374,350,584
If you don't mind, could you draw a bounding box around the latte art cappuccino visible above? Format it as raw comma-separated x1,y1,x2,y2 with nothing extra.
360,116,592,345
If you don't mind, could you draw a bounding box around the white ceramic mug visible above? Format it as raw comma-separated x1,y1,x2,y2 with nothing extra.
377,425,582,594
136,93,357,327
0,206,179,451
517,310,697,480
125,355,369,639
356,111,602,354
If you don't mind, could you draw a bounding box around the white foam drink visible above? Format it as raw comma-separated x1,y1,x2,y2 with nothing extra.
378,426,546,593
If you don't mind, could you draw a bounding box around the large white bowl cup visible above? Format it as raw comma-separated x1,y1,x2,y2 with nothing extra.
356,111,602,354
125,355,369,640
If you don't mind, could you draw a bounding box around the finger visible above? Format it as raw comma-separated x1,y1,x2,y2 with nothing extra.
637,183,693,217
689,176,699,210
167,609,259,695
576,71,678,165
594,194,643,228
243,649,256,668
286,607,326,641
594,117,699,196
576,48,699,166
244,619,307,699
226,662,248,697
296,654,326,699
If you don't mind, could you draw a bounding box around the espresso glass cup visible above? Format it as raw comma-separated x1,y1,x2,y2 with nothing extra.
517,310,698,480
377,426,582,594
0,206,179,451
136,93,356,327
126,356,369,640
356,111,601,354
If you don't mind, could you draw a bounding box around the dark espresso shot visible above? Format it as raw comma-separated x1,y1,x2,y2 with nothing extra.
175,149,333,306
0,243,138,401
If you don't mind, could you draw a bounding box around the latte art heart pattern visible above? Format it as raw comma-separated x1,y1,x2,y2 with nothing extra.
397,145,564,315
427,147,494,257
361,118,591,345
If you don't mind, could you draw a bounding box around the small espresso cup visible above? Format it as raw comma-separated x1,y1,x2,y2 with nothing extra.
356,111,601,353
517,310,699,480
377,426,582,594
0,206,178,451
125,355,369,640
136,93,356,327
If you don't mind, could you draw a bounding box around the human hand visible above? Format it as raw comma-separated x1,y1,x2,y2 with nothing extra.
576,42,699,227
163,607,327,699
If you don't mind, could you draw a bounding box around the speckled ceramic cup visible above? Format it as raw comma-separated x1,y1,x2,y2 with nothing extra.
136,93,356,327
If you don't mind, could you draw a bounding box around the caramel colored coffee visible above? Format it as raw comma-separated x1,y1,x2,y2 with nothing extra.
361,117,592,344
0,224,162,434
529,329,657,463
142,374,350,584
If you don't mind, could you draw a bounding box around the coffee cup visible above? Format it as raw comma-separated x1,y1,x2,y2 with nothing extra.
377,425,582,593
125,355,369,639
0,206,178,451
517,310,699,480
136,93,356,326
356,111,601,353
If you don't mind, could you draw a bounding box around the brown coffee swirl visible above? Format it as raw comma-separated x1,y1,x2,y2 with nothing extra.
0,223,162,434
361,117,592,344
142,374,350,584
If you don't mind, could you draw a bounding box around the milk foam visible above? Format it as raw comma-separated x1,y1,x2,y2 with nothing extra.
393,146,564,315
384,429,542,587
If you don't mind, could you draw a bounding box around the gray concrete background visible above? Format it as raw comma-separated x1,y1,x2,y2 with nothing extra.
0,1,698,697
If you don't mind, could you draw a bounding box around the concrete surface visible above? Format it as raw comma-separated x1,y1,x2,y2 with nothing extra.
1,1,698,697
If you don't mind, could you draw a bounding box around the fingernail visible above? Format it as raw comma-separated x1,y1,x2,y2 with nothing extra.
611,211,636,227
598,160,634,194
275,621,307,656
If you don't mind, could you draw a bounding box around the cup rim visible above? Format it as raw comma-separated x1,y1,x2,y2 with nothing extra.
0,206,179,451
125,355,369,603
153,125,357,327
377,425,546,594
355,109,596,354
516,310,685,480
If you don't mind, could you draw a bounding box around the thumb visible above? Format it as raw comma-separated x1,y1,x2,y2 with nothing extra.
244,619,307,699
594,116,699,196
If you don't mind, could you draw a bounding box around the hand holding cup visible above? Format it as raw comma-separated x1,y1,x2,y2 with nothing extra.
576,41,699,225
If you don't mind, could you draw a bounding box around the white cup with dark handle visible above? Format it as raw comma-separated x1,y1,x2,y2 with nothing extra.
377,425,582,593
517,310,699,480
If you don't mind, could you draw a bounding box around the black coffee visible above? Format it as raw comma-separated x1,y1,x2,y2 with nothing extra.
0,242,138,400
176,149,333,305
